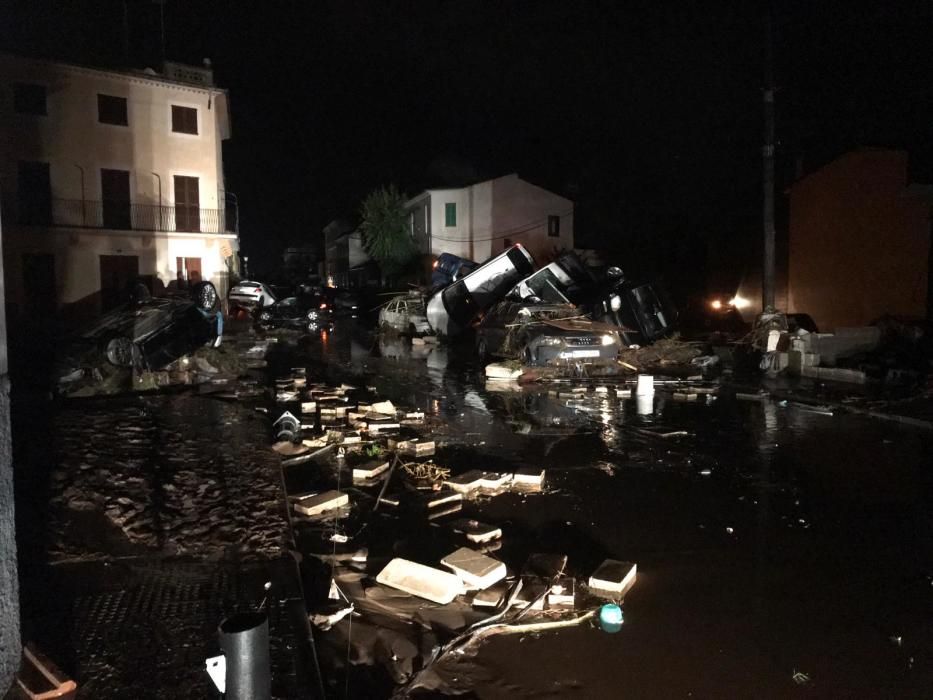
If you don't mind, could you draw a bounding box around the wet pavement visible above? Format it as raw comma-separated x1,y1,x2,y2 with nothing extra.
11,320,933,698
287,322,933,698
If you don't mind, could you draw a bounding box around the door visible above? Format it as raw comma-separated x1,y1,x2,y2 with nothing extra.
17,161,51,224
174,175,200,232
99,255,139,310
175,257,202,284
22,253,56,315
101,169,131,229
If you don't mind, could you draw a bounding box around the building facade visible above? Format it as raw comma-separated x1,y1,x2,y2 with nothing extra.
0,53,238,322
404,173,574,266
323,219,375,288
787,149,931,330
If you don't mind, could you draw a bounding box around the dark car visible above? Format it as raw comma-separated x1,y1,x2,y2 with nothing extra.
257,292,332,330
475,301,622,366
431,253,479,292
58,280,222,381
320,287,360,316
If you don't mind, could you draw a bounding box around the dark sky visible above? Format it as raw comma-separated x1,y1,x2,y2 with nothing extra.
3,0,932,289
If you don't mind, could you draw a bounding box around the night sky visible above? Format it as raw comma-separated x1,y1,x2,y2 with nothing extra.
2,0,931,296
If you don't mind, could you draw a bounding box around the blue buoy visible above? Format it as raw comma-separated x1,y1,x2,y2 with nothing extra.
599,603,624,633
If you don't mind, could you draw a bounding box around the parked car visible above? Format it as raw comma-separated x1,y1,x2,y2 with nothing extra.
258,292,332,330
320,287,360,316
427,244,536,336
379,293,432,335
228,279,276,311
475,301,622,366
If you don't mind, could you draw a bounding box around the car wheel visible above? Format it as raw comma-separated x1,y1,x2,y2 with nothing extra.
522,345,535,366
191,281,219,312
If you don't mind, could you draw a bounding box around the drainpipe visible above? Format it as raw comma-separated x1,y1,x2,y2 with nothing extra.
151,173,162,231
73,164,85,226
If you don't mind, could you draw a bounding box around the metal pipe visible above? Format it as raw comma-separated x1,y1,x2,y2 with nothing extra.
73,164,85,226
151,172,162,231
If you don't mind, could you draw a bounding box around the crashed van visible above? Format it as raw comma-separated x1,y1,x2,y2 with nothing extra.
426,244,536,336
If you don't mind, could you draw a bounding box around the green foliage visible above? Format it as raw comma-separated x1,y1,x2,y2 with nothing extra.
364,443,384,458
359,185,416,276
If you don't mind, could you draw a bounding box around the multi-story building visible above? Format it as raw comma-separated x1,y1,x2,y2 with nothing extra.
0,52,238,321
403,173,574,267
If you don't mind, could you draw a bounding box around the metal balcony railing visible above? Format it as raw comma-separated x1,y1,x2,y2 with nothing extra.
10,197,238,234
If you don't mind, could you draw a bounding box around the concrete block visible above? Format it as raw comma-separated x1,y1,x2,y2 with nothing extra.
809,327,881,366
445,470,485,494
352,460,390,480
450,519,502,544
376,558,463,604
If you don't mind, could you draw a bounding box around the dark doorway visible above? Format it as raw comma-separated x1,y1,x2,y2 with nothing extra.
175,256,202,284
174,175,200,232
101,169,131,229
22,253,56,316
99,255,139,310
17,161,52,225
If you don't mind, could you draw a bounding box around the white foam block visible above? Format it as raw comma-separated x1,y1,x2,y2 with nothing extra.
441,547,507,590
293,490,348,517
376,557,463,604
588,559,636,596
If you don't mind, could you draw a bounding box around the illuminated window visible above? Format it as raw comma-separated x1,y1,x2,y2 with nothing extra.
13,83,46,115
171,105,198,134
98,94,128,125
547,215,560,237
445,202,456,227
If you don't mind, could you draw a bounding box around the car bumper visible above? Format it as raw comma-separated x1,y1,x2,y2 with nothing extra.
531,344,619,366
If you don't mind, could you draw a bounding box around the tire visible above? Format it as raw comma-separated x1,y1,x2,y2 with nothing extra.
191,281,219,312
476,336,488,362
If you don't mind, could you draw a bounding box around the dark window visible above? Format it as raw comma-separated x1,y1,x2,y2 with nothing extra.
171,105,198,134
548,215,560,237
101,169,132,229
17,161,52,224
97,94,128,125
445,202,457,227
174,175,200,231
13,83,46,115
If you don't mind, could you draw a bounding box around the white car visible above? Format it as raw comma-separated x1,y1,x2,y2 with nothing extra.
379,293,432,335
228,280,276,311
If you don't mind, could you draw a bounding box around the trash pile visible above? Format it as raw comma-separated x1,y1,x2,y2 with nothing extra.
265,366,640,692
754,313,933,386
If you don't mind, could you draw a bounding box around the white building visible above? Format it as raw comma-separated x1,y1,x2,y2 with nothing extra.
403,173,574,266
0,53,237,320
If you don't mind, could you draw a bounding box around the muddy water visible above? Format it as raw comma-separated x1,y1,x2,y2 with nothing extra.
293,323,933,698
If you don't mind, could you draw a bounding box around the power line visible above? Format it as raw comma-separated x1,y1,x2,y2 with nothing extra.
428,208,574,243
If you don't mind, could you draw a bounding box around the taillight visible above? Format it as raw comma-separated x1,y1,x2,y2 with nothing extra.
319,303,327,309
254,287,262,293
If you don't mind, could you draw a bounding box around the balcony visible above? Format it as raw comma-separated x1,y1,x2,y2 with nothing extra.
10,197,238,234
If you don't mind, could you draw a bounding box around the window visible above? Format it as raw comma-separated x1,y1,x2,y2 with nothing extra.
547,215,560,237
445,202,457,227
13,83,46,115
101,169,132,229
174,175,200,231
17,161,52,224
176,257,202,283
97,94,128,125
171,105,198,134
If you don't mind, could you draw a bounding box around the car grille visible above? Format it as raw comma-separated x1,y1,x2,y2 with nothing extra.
566,336,600,346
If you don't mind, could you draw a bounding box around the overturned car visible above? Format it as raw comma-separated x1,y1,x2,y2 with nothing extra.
475,301,622,366
57,281,223,393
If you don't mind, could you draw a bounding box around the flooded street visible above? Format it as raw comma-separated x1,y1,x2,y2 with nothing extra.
12,322,933,698
295,322,933,697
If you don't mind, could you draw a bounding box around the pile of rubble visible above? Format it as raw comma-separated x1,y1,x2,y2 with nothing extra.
264,367,640,691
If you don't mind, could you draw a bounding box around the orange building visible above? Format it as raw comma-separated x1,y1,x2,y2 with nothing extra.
787,149,931,330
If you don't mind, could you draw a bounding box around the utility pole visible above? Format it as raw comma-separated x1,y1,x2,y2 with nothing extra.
761,8,777,313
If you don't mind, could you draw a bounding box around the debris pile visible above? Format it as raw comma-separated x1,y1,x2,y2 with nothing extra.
263,365,641,691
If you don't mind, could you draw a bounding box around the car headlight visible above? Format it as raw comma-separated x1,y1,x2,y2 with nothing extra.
600,334,617,346
610,294,622,312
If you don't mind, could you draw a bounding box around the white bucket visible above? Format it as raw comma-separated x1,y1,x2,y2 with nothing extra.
635,374,655,396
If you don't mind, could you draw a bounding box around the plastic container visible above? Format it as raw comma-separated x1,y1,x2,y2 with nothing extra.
635,374,654,396
599,603,624,633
